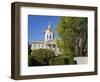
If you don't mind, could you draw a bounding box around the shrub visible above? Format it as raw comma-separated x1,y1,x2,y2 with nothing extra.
49,56,65,65
28,49,55,66
49,54,75,65
28,56,44,66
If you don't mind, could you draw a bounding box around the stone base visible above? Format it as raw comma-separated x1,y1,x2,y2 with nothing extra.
74,57,88,64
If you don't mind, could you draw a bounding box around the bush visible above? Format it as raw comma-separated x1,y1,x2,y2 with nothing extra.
62,53,75,64
49,54,75,65
28,56,44,66
49,56,65,65
28,49,55,66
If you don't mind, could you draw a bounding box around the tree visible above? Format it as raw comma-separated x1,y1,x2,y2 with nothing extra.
56,17,87,57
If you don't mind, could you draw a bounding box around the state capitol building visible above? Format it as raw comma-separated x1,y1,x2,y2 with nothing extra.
31,23,60,56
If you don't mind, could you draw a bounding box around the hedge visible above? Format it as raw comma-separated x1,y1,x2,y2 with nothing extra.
49,55,74,65
28,55,47,66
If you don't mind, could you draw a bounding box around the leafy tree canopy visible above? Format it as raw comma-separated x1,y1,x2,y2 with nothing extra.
56,17,87,56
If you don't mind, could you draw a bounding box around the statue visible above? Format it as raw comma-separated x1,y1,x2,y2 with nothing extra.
75,32,84,56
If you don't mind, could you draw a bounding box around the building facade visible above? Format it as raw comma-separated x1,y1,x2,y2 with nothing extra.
31,23,60,56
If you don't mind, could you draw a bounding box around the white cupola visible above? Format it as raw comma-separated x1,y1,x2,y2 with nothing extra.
44,23,54,42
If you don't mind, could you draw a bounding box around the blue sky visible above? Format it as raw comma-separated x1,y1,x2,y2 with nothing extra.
28,15,60,44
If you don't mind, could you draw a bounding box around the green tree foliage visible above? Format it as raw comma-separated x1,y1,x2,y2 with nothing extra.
29,49,55,66
56,17,87,56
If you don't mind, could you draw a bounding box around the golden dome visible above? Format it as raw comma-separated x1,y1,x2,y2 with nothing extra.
47,23,52,32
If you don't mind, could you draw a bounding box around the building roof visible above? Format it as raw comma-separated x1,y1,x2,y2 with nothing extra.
32,40,57,45
45,40,56,45
32,40,44,44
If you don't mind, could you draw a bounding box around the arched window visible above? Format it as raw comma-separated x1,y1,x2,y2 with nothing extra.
47,35,48,40
49,34,51,40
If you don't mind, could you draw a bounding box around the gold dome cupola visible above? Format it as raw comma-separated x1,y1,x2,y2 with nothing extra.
44,22,54,42
47,22,52,32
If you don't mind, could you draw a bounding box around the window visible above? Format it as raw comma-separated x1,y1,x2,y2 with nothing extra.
49,34,51,40
53,45,55,48
42,45,44,48
48,44,51,48
47,35,48,40
38,44,40,48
